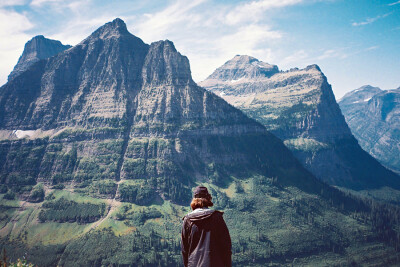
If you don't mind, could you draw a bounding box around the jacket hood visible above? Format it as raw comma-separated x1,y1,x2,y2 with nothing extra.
184,209,222,222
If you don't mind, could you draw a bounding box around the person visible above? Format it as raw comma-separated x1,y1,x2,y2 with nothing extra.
181,186,232,267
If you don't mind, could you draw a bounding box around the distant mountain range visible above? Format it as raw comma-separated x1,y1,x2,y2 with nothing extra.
1,19,400,266
339,85,400,174
200,55,400,191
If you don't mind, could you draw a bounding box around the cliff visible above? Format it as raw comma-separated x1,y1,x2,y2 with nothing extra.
8,35,71,81
339,86,400,173
200,56,400,190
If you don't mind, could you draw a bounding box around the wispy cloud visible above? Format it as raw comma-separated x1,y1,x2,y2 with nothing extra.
29,0,122,45
317,49,348,60
388,1,400,6
0,0,28,7
132,0,304,81
352,13,391,26
281,50,309,66
365,45,379,51
224,0,303,25
0,9,33,84
30,0,62,7
134,0,207,43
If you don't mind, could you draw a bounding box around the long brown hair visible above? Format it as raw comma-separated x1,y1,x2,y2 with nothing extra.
190,197,214,210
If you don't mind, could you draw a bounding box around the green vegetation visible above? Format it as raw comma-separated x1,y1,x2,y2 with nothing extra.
1,123,400,266
38,197,106,224
52,127,123,140
27,183,44,203
88,179,117,197
118,182,156,205
0,249,35,267
116,206,163,226
2,176,400,266
3,191,15,200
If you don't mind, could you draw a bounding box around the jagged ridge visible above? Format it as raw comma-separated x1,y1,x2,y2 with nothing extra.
200,56,400,190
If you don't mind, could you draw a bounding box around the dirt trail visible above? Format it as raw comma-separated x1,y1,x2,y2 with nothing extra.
0,199,39,236
89,180,123,230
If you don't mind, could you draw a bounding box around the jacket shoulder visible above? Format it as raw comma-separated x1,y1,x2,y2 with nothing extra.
213,210,224,216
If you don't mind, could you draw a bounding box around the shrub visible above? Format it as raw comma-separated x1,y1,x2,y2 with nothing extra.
3,190,15,200
28,183,45,203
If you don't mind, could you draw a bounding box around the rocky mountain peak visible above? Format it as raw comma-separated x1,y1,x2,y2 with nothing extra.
206,54,279,81
8,35,71,81
201,58,400,190
304,64,321,72
339,85,382,106
84,18,130,41
339,87,400,173
142,40,193,86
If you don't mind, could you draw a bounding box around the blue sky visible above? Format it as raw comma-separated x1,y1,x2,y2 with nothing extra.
0,0,399,98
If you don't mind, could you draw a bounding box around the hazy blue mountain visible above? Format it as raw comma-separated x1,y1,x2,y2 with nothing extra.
200,56,400,191
1,20,400,266
339,85,400,174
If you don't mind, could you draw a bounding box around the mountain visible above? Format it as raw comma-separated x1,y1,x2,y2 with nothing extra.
8,35,71,81
199,55,400,191
339,86,400,174
1,20,400,266
0,19,314,200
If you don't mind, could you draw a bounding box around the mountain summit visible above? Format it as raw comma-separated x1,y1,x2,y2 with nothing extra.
206,55,279,81
0,18,325,203
8,35,71,81
339,86,400,174
200,56,400,190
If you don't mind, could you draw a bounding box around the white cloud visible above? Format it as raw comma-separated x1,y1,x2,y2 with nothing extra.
317,49,348,60
0,9,33,85
281,50,309,65
30,0,62,7
188,24,278,81
29,0,118,46
132,0,287,82
389,1,400,6
0,0,27,7
49,16,117,45
352,13,391,26
134,0,207,43
225,0,303,25
213,24,281,55
365,45,379,51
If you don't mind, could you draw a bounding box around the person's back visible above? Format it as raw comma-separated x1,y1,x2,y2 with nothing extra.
181,186,232,267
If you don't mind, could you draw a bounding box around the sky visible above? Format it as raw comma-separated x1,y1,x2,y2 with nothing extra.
0,0,399,99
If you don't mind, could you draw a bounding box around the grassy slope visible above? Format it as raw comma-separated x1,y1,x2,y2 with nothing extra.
1,176,400,266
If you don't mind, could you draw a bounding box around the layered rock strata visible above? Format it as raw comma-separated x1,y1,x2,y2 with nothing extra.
200,56,400,190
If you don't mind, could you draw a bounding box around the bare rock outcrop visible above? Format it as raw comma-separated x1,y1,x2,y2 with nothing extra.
200,56,400,190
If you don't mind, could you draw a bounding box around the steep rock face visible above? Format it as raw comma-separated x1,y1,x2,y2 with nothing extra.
0,19,325,204
8,35,71,81
200,56,400,190
0,18,148,130
339,86,400,173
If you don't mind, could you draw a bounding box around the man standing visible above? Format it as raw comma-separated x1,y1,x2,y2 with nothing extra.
181,186,232,267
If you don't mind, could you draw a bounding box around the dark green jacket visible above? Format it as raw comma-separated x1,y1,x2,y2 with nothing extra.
181,209,232,267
